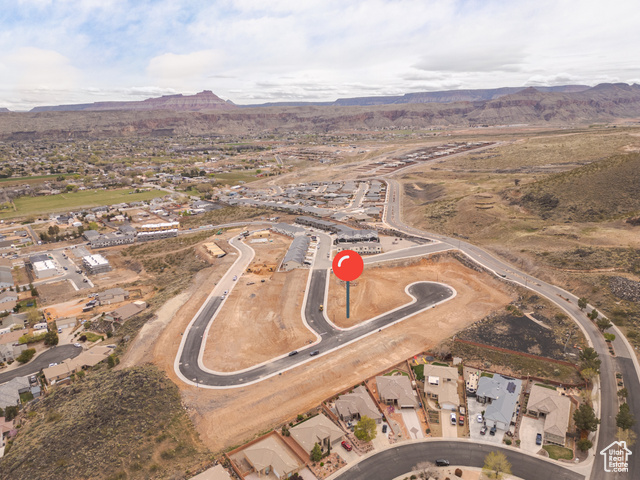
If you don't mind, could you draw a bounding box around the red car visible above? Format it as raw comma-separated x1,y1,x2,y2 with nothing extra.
341,441,352,452
458,415,465,426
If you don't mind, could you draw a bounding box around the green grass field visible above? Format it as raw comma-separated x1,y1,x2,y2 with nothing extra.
543,444,574,460
0,174,73,186
213,171,260,186
0,188,166,220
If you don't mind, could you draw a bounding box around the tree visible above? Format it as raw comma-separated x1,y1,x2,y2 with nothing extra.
597,318,613,331
616,403,636,430
588,309,599,321
44,331,59,346
482,451,512,480
574,404,600,432
16,348,36,364
578,297,588,310
107,354,116,368
580,367,597,384
310,442,323,462
4,405,18,421
577,439,593,451
354,415,377,442
26,308,41,326
618,388,628,399
579,347,601,373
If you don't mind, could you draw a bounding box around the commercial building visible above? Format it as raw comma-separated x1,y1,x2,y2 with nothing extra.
204,243,226,258
280,236,310,271
270,223,305,237
336,242,381,255
32,260,57,279
87,231,135,248
138,222,179,232
136,229,178,242
82,254,111,274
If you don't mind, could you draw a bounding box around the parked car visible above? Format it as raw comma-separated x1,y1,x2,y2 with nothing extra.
450,413,456,425
74,343,82,347
458,415,465,426
536,433,542,445
48,363,58,367
477,414,483,423
435,459,450,467
490,425,497,436
480,425,487,435
341,441,352,452
233,275,237,281
63,266,68,270
288,350,298,357
382,424,388,434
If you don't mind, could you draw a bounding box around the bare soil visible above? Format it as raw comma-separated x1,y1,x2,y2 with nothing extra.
327,255,508,328
151,253,513,454
201,233,315,371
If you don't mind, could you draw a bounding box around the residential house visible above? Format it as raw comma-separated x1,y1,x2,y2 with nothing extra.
0,376,30,409
109,301,147,322
189,464,233,480
0,266,13,289
476,374,523,430
96,288,129,305
0,290,18,305
336,242,381,255
280,236,310,271
376,375,418,409
527,384,572,446
242,435,301,479
423,364,460,411
289,413,345,455
0,329,27,362
335,385,382,424
43,346,111,384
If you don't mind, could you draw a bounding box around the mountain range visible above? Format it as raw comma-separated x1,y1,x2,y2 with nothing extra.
21,85,592,112
1,83,639,139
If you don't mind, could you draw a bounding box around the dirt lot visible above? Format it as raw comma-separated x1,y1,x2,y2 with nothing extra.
36,280,77,305
151,252,513,454
201,233,315,371
201,269,315,371
327,255,507,328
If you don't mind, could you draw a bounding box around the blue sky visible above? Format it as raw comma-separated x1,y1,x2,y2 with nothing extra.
1,0,638,110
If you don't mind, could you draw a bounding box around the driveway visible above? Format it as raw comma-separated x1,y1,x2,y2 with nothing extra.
440,411,457,438
370,422,392,451
400,409,424,439
467,396,505,444
519,415,546,455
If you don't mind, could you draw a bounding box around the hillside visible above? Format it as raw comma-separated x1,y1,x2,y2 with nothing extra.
31,90,235,112
0,366,211,480
512,152,640,221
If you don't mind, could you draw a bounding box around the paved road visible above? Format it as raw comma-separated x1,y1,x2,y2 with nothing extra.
176,244,455,387
0,344,82,384
332,441,583,480
382,178,639,479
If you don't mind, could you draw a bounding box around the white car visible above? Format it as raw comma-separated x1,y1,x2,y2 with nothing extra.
477,414,483,423
233,275,237,281
74,343,82,348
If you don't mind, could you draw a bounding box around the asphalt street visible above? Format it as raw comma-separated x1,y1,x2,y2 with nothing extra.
333,441,584,480
0,344,82,384
176,266,454,387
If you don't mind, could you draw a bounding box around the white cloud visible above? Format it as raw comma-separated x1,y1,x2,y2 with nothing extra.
147,50,224,84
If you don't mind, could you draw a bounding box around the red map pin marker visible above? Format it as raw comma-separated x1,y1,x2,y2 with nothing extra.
332,250,364,282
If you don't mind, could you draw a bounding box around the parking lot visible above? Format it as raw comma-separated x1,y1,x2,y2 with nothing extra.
519,415,546,454
467,396,506,444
